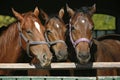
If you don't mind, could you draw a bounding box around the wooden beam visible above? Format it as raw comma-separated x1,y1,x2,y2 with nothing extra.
0,62,120,70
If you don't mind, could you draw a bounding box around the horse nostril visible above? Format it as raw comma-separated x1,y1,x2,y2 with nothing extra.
43,54,47,60
58,51,62,56
42,54,52,61
58,49,68,56
56,50,68,61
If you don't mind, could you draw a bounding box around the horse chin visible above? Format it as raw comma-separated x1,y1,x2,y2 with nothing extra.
40,60,51,67
79,60,89,64
36,54,52,67
56,55,68,61
78,55,91,64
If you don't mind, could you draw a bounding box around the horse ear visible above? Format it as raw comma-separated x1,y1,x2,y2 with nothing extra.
34,7,39,17
12,8,23,21
89,4,96,16
39,9,49,22
66,4,75,17
58,7,64,19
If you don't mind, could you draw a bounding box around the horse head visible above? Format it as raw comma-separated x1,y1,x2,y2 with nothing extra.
12,7,52,67
66,4,96,64
40,8,68,61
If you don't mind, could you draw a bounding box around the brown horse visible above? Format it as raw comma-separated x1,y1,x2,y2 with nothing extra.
66,4,95,64
93,34,120,76
67,4,120,76
0,7,52,75
40,8,68,61
66,4,96,76
41,8,72,76
28,8,71,76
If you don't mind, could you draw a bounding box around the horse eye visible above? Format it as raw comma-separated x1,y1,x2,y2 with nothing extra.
26,30,32,35
26,30,32,34
46,30,51,34
71,26,75,31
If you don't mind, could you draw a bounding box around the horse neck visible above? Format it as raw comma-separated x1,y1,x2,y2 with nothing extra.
65,29,77,62
94,41,114,62
0,23,22,62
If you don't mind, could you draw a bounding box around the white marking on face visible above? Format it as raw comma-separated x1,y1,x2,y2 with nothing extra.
34,21,41,32
81,20,85,23
56,24,59,28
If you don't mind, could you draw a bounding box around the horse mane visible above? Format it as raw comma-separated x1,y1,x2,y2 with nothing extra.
76,6,90,14
0,21,17,36
0,26,8,35
96,34,120,41
0,21,19,53
45,14,64,25
0,20,15,33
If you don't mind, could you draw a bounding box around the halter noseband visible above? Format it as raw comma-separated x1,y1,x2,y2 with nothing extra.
17,22,50,58
45,32,67,47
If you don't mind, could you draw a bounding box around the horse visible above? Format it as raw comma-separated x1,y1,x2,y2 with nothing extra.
0,7,52,76
66,4,120,76
40,8,68,61
28,7,70,76
93,34,120,76
65,4,96,76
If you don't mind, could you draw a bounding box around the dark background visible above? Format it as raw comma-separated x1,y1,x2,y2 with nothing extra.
0,0,119,33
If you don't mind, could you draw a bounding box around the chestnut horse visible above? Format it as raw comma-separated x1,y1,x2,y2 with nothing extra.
41,8,71,76
28,8,70,76
0,7,52,76
40,8,68,61
93,34,120,76
66,4,120,76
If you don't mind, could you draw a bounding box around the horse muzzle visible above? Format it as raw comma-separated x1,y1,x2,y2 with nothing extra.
55,49,68,61
77,52,91,64
37,53,52,67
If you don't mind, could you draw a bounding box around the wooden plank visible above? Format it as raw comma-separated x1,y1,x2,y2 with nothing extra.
76,62,120,69
0,62,120,70
51,63,76,69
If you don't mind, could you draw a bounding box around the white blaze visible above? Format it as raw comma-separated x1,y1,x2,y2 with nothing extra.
81,20,85,23
34,21,41,32
56,24,59,28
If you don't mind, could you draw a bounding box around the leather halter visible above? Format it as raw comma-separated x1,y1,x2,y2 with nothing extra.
17,22,50,58
69,19,91,48
45,32,67,47
44,16,67,48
